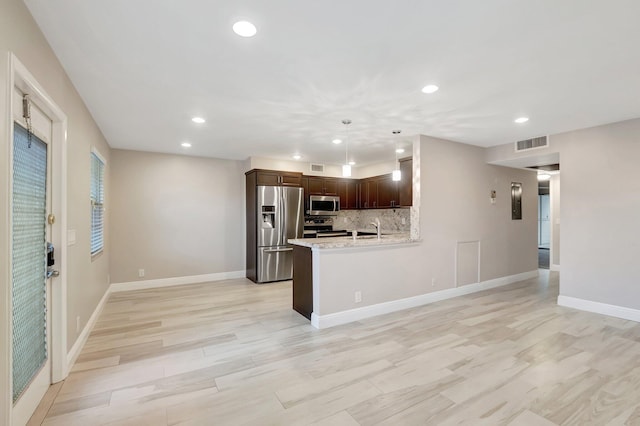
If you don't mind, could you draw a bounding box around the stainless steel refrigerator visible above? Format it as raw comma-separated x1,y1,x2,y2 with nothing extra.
256,185,304,283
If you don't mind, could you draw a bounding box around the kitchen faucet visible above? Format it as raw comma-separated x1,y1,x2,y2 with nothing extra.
370,217,381,239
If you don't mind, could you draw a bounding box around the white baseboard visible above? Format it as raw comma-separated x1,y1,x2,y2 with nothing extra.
311,270,539,329
110,270,245,292
557,295,640,323
66,285,111,371
550,264,561,271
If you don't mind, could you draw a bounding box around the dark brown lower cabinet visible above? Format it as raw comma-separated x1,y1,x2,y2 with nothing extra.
292,245,312,320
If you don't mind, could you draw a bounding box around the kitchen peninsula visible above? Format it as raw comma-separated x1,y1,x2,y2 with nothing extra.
288,233,420,328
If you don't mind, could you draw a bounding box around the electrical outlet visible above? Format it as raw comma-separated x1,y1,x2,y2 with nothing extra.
343,217,347,223
76,316,80,333
401,217,406,225
107,274,111,284
431,277,436,287
355,291,362,303
138,269,145,277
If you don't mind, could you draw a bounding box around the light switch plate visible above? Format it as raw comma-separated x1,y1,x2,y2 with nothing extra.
67,229,76,246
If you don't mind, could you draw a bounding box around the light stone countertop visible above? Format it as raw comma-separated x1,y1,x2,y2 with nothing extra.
288,232,418,249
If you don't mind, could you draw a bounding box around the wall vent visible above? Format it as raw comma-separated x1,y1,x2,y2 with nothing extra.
515,136,548,152
310,163,325,173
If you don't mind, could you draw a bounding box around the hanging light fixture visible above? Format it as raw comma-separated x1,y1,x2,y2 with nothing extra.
537,172,551,181
342,119,352,177
392,130,402,181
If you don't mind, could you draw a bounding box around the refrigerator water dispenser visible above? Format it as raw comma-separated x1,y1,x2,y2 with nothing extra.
261,205,275,229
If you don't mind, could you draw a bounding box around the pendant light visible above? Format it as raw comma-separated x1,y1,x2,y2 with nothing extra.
392,130,402,181
342,119,352,177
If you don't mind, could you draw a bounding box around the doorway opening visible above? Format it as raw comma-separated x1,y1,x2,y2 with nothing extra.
538,180,550,269
532,164,559,270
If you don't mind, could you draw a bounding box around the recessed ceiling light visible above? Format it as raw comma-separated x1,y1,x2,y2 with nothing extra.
395,148,405,154
514,117,529,124
421,84,439,94
332,139,342,145
233,21,257,37
191,117,206,124
349,161,356,166
292,154,301,160
181,142,192,148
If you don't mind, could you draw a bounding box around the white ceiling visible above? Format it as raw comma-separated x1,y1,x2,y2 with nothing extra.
24,0,640,167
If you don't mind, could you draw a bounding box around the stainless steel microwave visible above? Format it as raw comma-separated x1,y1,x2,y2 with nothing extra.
309,195,340,216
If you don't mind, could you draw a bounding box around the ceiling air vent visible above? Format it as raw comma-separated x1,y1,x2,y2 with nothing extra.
310,163,325,173
515,136,548,152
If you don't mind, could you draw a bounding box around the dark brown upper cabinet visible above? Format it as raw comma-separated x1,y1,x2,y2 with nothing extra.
252,169,303,187
359,178,378,209
377,174,399,208
398,157,413,207
307,176,338,195
337,179,358,210
301,176,309,212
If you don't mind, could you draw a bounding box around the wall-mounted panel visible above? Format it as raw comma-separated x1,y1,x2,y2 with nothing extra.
511,182,523,220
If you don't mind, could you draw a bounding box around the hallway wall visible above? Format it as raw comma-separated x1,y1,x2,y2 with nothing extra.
0,0,112,419
487,117,640,315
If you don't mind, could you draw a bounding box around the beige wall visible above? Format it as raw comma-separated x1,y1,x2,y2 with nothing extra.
109,150,245,283
317,135,538,315
248,156,343,177
247,156,397,179
552,119,640,308
419,135,538,287
487,117,640,311
0,0,111,418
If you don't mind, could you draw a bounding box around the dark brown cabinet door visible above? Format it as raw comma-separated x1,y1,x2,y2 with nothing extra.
377,174,399,208
337,179,357,209
255,171,281,186
360,179,379,209
292,245,313,320
323,178,338,195
301,176,309,212
307,177,325,195
280,172,302,187
253,170,302,187
398,158,413,206
307,176,338,195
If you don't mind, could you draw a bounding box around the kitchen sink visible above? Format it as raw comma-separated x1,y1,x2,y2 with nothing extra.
339,234,386,240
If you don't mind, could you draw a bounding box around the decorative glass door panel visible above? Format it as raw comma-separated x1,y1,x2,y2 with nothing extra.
12,123,48,402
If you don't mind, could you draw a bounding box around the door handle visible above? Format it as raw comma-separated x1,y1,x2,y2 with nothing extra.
264,248,293,253
47,270,59,278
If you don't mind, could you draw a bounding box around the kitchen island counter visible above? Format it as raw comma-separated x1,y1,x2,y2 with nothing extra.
288,232,417,250
288,234,421,326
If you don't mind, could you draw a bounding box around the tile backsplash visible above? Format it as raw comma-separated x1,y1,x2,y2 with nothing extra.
335,208,410,232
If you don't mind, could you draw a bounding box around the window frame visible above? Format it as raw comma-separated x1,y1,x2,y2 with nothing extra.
90,148,106,257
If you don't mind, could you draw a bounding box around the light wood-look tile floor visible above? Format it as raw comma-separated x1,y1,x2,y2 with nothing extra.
33,271,640,425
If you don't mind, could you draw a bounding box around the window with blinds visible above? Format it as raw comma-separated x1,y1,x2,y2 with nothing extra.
90,151,105,255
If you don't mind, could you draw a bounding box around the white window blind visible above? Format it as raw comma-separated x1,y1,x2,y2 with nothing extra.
90,151,105,255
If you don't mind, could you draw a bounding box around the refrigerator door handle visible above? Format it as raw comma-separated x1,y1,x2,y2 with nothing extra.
279,186,285,246
278,187,287,246
264,248,293,253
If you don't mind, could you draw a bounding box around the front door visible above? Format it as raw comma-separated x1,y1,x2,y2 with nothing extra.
11,97,54,425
